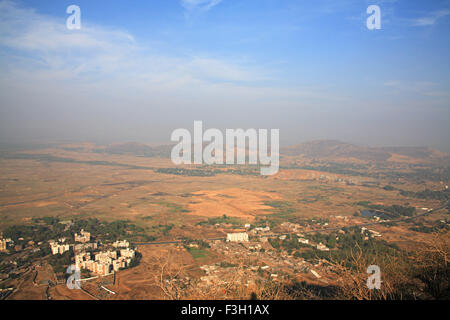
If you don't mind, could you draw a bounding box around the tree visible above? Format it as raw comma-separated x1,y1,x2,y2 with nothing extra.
412,234,449,300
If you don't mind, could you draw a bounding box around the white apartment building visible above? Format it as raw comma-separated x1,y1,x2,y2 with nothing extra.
120,248,135,259
112,240,130,248
75,247,136,275
226,233,249,243
51,242,71,255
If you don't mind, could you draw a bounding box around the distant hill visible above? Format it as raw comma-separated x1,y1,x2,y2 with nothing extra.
90,140,449,164
280,140,449,163
280,140,390,161
379,146,433,159
93,142,172,158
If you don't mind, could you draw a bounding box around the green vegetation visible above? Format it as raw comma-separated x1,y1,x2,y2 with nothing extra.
182,239,210,248
73,219,152,242
409,221,449,234
32,216,61,225
267,229,400,267
156,201,190,213
196,214,244,227
399,189,449,201
48,251,72,274
263,201,296,222
187,247,210,260
287,162,369,177
264,201,292,209
2,218,155,243
3,224,68,244
356,201,416,218
268,234,309,252
219,261,237,268
156,166,262,177
384,166,450,182
381,221,398,227
283,162,450,183
299,230,399,264
156,168,216,177
222,167,261,176
298,195,329,204
150,224,174,236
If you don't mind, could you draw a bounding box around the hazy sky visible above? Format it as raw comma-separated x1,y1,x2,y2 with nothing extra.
0,0,449,150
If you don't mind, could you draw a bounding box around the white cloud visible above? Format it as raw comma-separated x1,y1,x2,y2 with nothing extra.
181,0,223,12
410,9,450,26
0,0,134,51
0,0,336,119
0,0,264,84
0,0,138,78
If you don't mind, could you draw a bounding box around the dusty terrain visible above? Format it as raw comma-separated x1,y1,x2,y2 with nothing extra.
0,141,448,300
186,188,281,220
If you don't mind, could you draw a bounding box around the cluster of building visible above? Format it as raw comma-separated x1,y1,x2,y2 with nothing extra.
203,240,312,287
297,234,330,251
247,243,262,251
277,233,329,251
251,226,270,234
281,222,304,233
199,263,256,288
317,174,358,185
279,232,327,251
74,229,91,243
75,247,136,276
199,215,396,287
48,229,136,276
50,239,100,255
50,230,98,255
361,227,382,239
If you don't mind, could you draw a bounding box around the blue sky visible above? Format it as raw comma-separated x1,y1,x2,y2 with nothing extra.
0,0,449,150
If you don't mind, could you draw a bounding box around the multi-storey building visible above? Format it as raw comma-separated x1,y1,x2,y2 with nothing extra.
0,239,7,252
93,262,111,276
120,248,136,259
0,235,12,252
74,229,91,243
112,240,130,248
226,233,249,243
74,241,136,276
50,242,71,255
75,252,92,269
74,242,98,252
